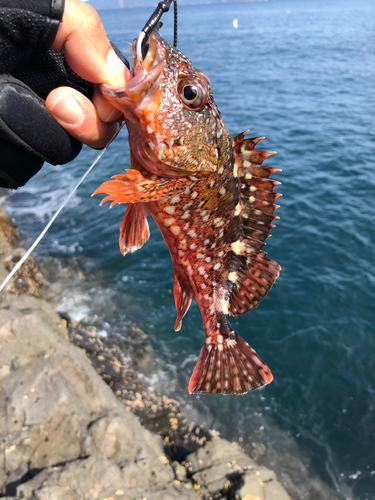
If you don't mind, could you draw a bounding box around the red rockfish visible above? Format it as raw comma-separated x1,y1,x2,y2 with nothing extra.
93,31,281,395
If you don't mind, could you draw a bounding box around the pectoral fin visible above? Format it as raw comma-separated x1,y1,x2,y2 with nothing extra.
92,169,189,205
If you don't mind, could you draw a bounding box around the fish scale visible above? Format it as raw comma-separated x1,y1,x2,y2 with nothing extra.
93,31,281,395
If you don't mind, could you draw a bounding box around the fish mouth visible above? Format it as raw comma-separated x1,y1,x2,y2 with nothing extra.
98,31,165,105
125,31,166,104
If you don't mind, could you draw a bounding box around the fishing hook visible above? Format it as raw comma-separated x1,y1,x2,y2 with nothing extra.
137,0,178,63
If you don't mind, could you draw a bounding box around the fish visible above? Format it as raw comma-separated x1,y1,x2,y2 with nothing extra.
93,31,281,395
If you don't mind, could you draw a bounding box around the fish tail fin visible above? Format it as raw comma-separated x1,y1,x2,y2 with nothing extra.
188,331,273,395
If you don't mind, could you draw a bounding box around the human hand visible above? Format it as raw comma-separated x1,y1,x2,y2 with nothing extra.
0,0,132,189
46,0,132,149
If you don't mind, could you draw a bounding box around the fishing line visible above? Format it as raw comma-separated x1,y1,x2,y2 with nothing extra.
1,2,178,293
137,0,178,62
0,122,126,294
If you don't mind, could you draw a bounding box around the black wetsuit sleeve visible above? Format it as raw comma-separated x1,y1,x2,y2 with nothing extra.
0,0,129,189
0,0,65,73
0,0,82,189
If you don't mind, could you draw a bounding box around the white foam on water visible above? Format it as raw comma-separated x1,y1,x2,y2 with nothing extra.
55,296,91,323
50,239,83,255
93,329,108,338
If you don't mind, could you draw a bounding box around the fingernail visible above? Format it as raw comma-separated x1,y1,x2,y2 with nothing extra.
107,49,127,86
49,93,85,125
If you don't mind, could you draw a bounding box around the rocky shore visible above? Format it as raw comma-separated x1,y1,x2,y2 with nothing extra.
0,203,293,500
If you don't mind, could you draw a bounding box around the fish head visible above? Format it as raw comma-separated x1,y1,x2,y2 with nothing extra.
100,31,227,177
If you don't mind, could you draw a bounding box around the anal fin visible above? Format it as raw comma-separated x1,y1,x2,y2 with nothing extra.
119,203,150,256
188,331,273,395
174,273,193,331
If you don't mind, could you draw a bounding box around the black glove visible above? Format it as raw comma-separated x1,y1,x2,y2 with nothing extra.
0,0,129,189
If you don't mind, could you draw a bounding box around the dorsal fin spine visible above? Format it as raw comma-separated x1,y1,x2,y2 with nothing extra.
228,131,281,316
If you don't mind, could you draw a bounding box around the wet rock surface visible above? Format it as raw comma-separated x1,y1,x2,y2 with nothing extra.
0,204,292,500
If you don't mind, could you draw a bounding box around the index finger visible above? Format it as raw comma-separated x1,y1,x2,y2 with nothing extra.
51,0,132,87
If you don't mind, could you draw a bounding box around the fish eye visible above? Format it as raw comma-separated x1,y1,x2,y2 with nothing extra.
178,77,208,111
183,85,198,101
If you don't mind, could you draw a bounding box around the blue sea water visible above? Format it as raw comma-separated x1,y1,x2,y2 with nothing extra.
1,0,375,498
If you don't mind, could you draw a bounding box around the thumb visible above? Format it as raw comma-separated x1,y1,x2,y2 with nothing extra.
51,0,132,87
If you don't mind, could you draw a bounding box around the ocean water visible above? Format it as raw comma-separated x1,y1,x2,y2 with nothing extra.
1,0,375,498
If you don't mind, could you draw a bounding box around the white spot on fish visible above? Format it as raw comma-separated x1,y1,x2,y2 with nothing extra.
214,263,221,270
188,229,197,238
155,132,165,142
192,191,198,199
171,226,181,235
147,124,154,134
164,206,175,215
233,163,238,177
228,272,237,282
217,335,224,344
218,344,223,352
171,195,181,204
198,266,205,275
231,240,246,255
190,243,196,250
182,210,190,219
164,218,175,227
227,339,237,348
222,299,230,315
243,160,251,168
